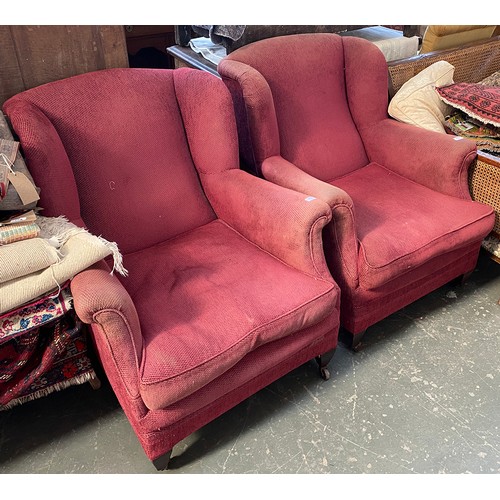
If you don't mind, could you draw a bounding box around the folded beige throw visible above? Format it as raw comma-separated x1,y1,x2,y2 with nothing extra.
0,216,127,314
0,238,60,284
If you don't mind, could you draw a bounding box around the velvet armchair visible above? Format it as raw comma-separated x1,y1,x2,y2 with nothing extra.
218,33,495,349
3,67,340,469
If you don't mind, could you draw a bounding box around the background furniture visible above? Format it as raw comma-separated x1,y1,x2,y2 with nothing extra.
168,25,421,72
0,26,129,106
125,25,176,69
420,25,498,54
177,25,375,52
167,44,219,75
0,25,179,107
218,33,495,348
387,36,500,98
3,67,340,469
469,152,500,262
340,26,419,62
387,36,500,263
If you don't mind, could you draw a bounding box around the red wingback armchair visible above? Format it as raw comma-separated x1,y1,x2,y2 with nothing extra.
3,68,340,469
218,34,495,348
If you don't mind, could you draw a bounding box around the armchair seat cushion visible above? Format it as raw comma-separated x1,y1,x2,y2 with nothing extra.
333,163,494,290
122,220,336,410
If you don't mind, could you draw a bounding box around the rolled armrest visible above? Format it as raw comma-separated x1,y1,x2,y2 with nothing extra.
262,155,354,209
360,118,477,199
201,168,333,281
262,156,359,287
70,260,142,398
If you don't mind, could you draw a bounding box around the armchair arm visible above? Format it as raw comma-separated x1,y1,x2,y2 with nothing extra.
262,155,359,287
262,155,354,209
218,59,281,173
360,118,477,199
70,260,142,399
201,168,333,281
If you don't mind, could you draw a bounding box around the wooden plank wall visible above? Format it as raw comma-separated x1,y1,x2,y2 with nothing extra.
0,26,129,106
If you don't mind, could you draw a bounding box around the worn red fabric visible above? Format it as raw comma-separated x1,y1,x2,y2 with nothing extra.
1,101,81,224
70,261,143,398
4,69,216,254
202,168,333,279
261,155,359,288
219,33,495,338
359,119,477,200
122,220,336,409
3,67,340,464
332,163,494,289
219,34,369,179
96,311,337,460
342,245,480,333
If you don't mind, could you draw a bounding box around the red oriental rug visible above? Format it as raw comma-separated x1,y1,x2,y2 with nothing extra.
0,287,98,409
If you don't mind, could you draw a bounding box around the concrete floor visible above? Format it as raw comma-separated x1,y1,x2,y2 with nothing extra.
0,250,499,474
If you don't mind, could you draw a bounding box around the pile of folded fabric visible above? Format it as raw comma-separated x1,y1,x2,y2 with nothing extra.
0,136,126,409
444,111,500,154
435,72,500,260
437,69,500,154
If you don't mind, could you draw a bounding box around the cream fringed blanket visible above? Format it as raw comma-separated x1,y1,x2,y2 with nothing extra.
0,238,60,283
0,216,127,314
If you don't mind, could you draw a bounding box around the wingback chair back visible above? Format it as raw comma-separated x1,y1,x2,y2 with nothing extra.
3,68,240,254
3,67,340,469
220,34,390,179
219,34,495,347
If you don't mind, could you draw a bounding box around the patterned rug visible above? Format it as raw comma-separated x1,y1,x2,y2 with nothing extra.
0,285,72,343
0,287,97,410
438,83,500,128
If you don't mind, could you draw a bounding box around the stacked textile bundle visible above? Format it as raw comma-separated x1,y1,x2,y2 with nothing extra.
0,132,127,409
0,284,91,408
0,214,127,408
388,62,500,148
438,70,500,154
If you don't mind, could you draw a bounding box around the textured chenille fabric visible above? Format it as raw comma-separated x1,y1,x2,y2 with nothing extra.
219,33,495,338
219,34,369,179
342,245,480,333
3,67,340,463
332,163,495,290
4,69,217,255
123,220,336,409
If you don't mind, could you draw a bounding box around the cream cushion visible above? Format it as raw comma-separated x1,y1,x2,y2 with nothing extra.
341,26,419,61
388,61,455,133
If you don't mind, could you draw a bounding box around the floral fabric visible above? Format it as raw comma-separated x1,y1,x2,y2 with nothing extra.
0,286,95,409
0,285,72,344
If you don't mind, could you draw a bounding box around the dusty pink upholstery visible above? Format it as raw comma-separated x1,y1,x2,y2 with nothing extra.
218,33,495,338
3,68,340,467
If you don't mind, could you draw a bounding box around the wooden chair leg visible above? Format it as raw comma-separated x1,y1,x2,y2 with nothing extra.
339,328,366,352
315,348,336,380
152,449,172,471
460,271,473,286
452,271,473,286
351,330,366,352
